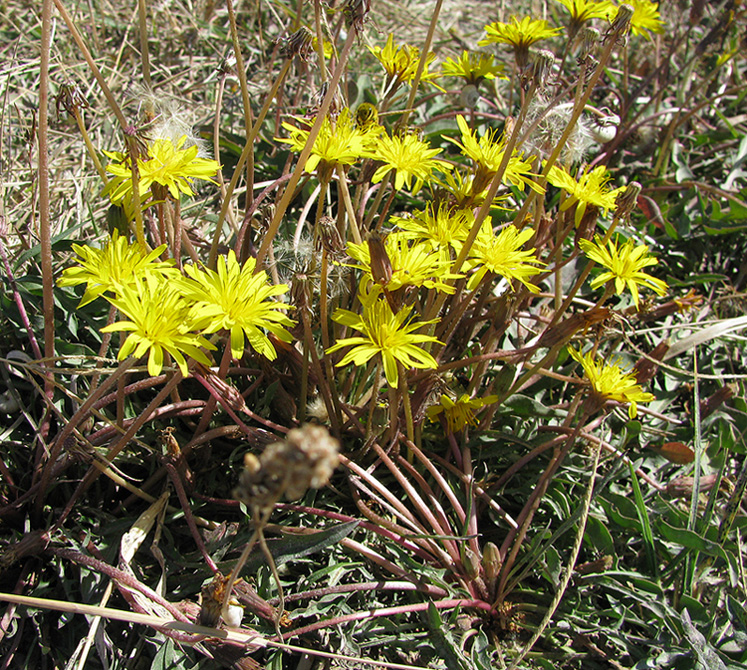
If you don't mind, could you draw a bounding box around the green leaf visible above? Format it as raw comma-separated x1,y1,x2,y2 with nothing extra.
656,520,738,587
237,520,360,573
584,515,616,556
425,602,472,670
629,462,659,580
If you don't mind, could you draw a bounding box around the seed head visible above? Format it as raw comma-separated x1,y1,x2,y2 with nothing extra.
233,424,340,511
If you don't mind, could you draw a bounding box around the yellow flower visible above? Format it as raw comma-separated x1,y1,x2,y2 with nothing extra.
181,251,295,361
427,393,498,432
480,16,561,48
440,51,506,85
345,232,463,294
622,0,664,37
277,108,380,183
546,164,624,226
104,136,220,206
435,168,510,210
327,296,441,388
467,224,544,292
101,274,215,378
354,103,380,131
58,230,177,306
447,115,543,194
555,0,615,32
391,203,473,260
479,17,560,66
370,132,452,193
369,33,441,89
579,235,668,308
569,347,655,418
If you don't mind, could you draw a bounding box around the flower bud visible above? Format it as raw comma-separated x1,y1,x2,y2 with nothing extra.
367,231,393,287
461,546,480,580
482,542,501,587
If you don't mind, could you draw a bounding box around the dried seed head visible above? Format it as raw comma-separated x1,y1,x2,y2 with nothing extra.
233,424,339,510
220,53,237,76
279,26,315,61
614,181,641,222
306,396,331,424
523,97,593,163
315,215,345,258
199,573,243,628
527,49,556,91
606,5,633,44
55,83,89,120
344,0,372,33
580,27,600,58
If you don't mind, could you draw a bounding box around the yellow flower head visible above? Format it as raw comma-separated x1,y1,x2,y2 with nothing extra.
569,347,655,418
479,17,560,66
467,224,545,292
623,0,664,37
345,232,463,294
181,251,295,361
391,203,474,260
579,235,668,308
441,51,506,85
369,34,441,88
58,230,177,306
104,136,220,207
546,164,624,226
101,274,216,378
447,115,543,194
277,108,380,183
370,132,452,193
354,103,380,131
555,0,615,32
435,168,510,210
427,393,498,433
326,296,441,388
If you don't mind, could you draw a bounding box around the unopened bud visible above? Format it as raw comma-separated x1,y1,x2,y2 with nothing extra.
482,542,501,585
367,231,393,287
316,215,345,258
462,546,480,580
460,84,480,109
701,385,734,420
